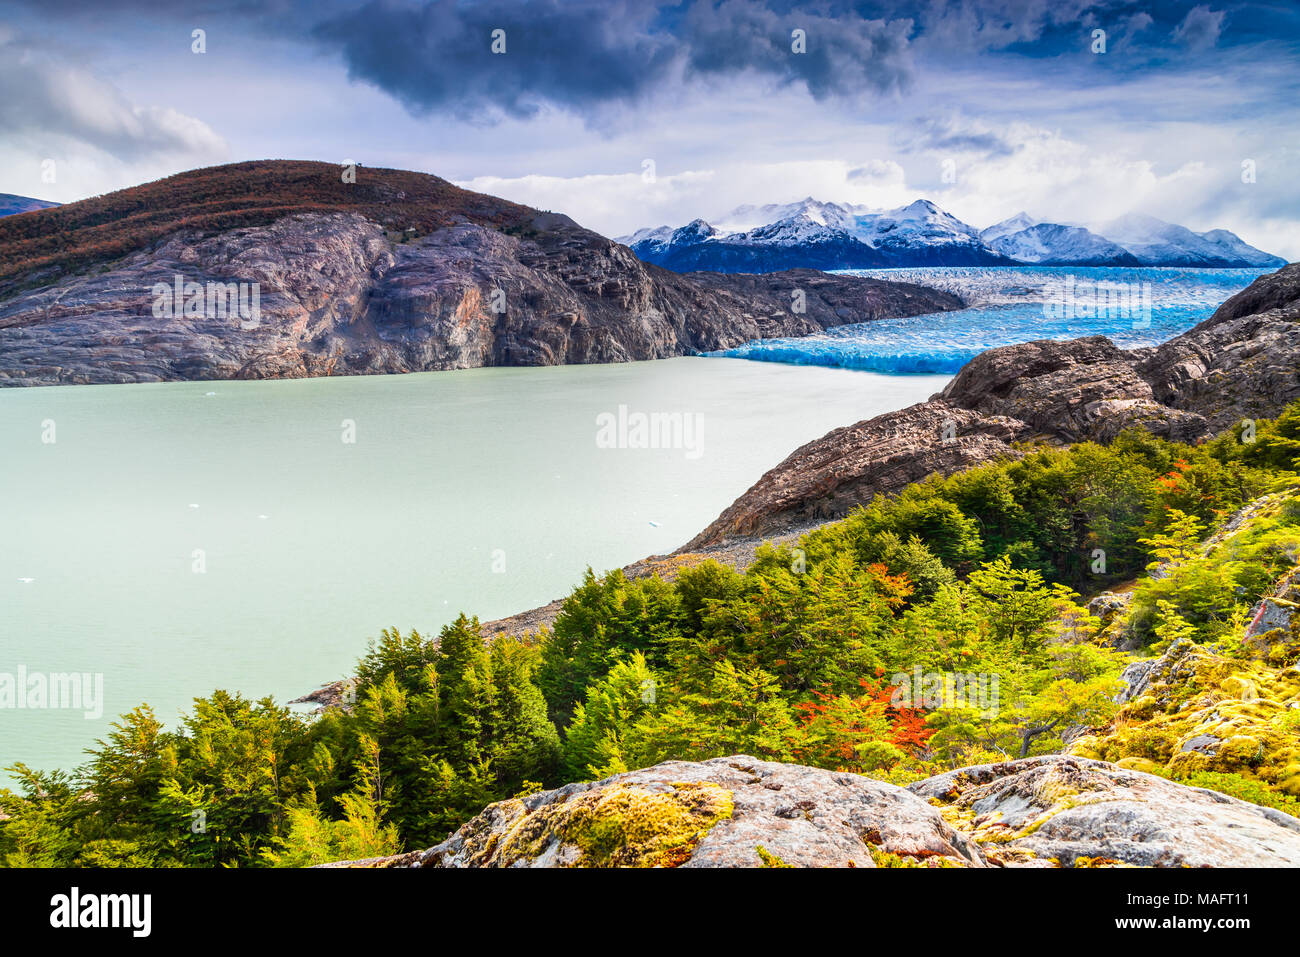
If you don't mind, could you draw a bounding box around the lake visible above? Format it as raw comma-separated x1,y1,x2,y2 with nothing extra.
0,358,949,780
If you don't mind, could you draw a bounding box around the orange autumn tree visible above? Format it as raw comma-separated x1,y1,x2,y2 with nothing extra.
792,671,932,775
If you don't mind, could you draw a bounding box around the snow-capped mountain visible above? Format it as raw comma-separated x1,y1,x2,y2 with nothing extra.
620,200,1286,272
980,216,1140,266
619,197,1015,271
1094,213,1286,268
620,224,674,248
979,211,1037,244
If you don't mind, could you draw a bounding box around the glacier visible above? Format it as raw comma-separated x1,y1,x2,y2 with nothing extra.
707,266,1272,375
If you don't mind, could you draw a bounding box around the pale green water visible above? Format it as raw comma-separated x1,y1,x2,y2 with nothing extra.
0,358,949,779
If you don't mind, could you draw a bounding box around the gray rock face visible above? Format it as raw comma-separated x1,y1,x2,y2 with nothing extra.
1243,563,1300,639
910,755,1300,868
1246,598,1296,639
686,262,1299,548
0,209,959,387
330,753,1300,868
334,755,985,869
1114,638,1198,705
682,401,1026,548
1179,735,1223,755
1131,267,1300,430
1086,591,1132,627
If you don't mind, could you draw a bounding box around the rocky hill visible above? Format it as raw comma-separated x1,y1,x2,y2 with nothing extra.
327,753,1300,868
0,161,959,387
684,262,1300,549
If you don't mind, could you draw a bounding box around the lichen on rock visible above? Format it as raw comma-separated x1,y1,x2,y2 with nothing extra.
911,755,1300,867
516,781,734,868
360,755,986,868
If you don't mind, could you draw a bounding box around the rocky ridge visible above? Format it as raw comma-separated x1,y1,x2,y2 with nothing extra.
327,753,1300,868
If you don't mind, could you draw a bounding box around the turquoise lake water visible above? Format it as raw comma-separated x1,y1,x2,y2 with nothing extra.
0,359,949,780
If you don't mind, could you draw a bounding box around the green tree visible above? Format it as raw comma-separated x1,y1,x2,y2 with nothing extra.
562,653,660,779
537,570,682,727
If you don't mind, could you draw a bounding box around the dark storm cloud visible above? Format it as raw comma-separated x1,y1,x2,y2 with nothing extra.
297,0,1300,118
10,0,1299,123
678,0,914,98
308,0,915,120
311,0,677,119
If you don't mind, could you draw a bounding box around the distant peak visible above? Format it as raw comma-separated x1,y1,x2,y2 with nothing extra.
1106,211,1171,230
673,218,717,241
893,199,946,221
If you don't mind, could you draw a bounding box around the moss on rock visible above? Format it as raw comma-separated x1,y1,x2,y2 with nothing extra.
1069,638,1300,803
494,781,734,867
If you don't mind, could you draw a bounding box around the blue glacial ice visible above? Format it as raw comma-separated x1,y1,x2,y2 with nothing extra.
707,266,1271,374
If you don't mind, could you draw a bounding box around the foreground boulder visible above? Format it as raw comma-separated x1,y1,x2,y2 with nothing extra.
335,755,985,868
328,753,1300,868
913,755,1300,867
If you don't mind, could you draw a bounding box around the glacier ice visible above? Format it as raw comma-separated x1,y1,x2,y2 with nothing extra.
707,266,1272,375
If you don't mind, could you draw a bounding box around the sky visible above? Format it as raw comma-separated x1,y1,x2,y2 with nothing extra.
1,0,1297,257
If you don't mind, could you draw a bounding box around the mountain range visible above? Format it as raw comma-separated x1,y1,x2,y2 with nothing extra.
620,199,1286,271
0,193,59,217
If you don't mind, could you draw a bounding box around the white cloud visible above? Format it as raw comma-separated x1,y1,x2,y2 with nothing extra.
457,115,1297,262
0,35,228,201
458,160,923,238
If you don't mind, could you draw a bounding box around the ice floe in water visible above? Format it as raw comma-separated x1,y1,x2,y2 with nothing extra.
708,266,1270,374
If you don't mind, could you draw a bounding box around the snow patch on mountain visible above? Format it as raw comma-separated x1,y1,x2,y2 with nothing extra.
980,212,1037,244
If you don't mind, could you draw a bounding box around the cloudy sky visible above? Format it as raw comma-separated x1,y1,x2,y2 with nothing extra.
2,0,1297,256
